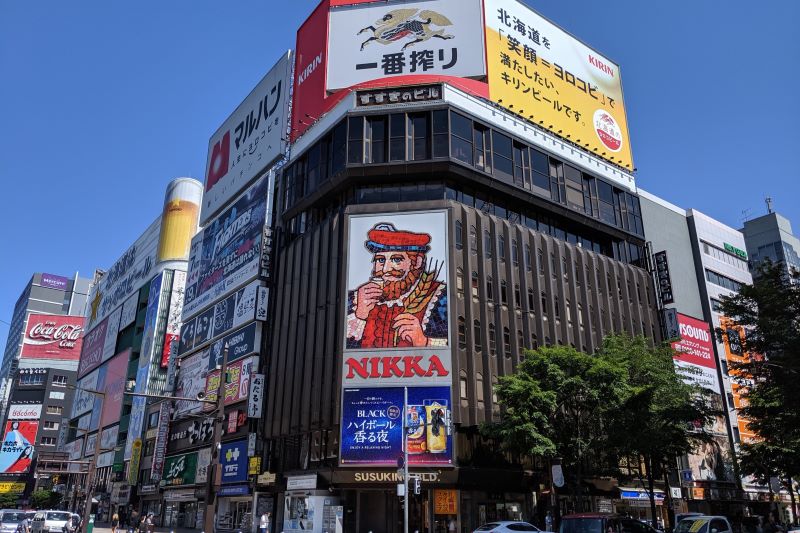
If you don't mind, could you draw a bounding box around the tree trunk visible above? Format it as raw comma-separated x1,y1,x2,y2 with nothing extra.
664,465,676,530
787,477,797,526
646,455,659,530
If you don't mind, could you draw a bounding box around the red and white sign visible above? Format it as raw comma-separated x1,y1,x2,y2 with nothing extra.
21,314,84,360
672,313,720,393
343,353,451,386
291,0,331,141
7,404,43,420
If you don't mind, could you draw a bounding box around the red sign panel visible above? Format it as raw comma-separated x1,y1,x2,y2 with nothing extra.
291,0,331,141
671,313,715,369
21,314,84,360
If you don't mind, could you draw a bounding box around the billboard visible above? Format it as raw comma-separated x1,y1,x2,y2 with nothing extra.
99,349,131,428
0,420,39,473
204,356,258,408
343,211,451,386
73,370,99,419
163,451,199,486
7,404,42,420
326,0,485,91
207,322,260,370
178,279,262,356
202,52,291,225
174,348,211,418
484,0,634,169
21,314,84,360
100,425,119,451
162,270,187,367
291,0,331,141
671,313,719,393
184,175,269,318
158,179,202,262
720,317,757,442
40,273,69,290
340,386,452,466
220,440,249,483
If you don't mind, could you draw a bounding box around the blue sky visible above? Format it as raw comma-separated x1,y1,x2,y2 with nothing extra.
1,1,798,354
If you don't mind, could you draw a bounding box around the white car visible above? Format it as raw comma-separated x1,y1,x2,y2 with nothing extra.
30,512,73,533
674,516,733,533
474,521,543,533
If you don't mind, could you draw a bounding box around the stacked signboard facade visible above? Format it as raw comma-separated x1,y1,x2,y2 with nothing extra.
64,178,201,518
263,1,662,531
166,51,291,532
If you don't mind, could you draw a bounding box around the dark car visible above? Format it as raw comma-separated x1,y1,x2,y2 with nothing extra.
560,513,659,533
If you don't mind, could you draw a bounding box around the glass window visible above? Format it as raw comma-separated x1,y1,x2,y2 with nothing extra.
503,327,511,355
469,226,478,254
456,268,464,298
432,109,449,158
454,220,463,250
492,131,513,182
474,125,491,171
347,116,364,164
471,271,479,298
486,276,494,300
474,320,482,352
451,111,473,164
409,113,430,160
389,113,406,161
514,284,521,308
498,234,506,262
484,230,493,259
488,324,496,355
513,143,530,188
525,244,532,272
46,405,62,415
330,120,347,176
52,375,68,386
500,280,508,305
458,317,466,350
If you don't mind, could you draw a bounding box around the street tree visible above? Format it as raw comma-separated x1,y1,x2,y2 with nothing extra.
716,260,800,523
483,344,629,512
599,334,717,529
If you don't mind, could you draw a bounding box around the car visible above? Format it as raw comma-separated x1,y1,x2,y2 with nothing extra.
0,511,28,533
474,522,543,533
30,512,73,533
559,513,660,533
674,516,733,533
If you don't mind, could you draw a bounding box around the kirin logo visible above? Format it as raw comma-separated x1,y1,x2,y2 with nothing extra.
358,9,454,51
206,131,231,192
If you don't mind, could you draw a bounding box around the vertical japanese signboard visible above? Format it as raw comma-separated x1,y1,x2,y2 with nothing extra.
326,0,485,91
671,314,718,393
201,52,292,225
484,0,634,170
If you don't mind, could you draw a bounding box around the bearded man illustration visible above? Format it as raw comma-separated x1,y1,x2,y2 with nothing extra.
347,223,447,349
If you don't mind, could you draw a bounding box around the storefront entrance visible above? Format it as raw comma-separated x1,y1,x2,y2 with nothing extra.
357,490,431,533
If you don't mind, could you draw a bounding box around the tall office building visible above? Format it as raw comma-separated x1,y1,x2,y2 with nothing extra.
741,209,800,278
0,273,90,420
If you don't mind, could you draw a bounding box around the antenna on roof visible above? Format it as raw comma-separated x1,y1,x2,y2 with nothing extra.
765,196,773,214
741,208,752,224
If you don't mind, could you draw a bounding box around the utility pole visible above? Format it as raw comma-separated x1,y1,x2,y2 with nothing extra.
203,344,228,533
80,389,105,531
404,386,409,533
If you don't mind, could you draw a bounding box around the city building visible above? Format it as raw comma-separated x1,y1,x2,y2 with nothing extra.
64,178,202,520
741,208,800,278
259,1,661,531
0,273,90,420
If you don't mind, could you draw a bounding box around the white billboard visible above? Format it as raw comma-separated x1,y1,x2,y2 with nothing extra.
201,51,292,225
326,0,486,91
7,404,42,420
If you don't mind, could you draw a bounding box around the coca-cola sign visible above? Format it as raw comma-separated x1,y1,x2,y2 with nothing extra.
21,314,85,360
8,404,42,420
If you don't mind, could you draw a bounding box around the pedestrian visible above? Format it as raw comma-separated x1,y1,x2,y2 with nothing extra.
545,511,554,532
259,511,271,533
146,513,155,533
448,517,457,532
138,514,147,533
17,514,31,533
111,512,120,533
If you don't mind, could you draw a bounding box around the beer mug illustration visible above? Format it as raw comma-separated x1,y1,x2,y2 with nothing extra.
425,400,448,453
406,405,427,454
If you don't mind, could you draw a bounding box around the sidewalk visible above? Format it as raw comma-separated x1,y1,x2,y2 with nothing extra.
92,526,204,533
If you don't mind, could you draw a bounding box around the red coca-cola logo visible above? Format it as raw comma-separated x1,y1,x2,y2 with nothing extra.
27,320,83,349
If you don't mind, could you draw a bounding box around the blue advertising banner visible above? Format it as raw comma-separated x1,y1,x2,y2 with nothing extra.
220,440,249,483
183,176,268,318
207,322,260,370
340,386,452,467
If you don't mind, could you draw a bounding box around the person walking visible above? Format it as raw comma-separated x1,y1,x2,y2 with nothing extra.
111,512,120,533
259,512,271,533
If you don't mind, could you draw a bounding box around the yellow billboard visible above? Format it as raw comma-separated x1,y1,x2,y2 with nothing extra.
0,482,25,494
485,0,634,170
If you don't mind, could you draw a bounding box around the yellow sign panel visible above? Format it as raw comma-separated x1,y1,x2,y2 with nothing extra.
485,0,634,170
248,456,262,476
0,482,25,494
433,489,458,515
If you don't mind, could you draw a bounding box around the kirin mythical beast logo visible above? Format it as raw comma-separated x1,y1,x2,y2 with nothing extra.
358,8,455,51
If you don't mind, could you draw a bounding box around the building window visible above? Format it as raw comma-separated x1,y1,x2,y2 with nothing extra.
498,234,506,262
525,244,532,272
471,271,479,298
49,391,65,400
40,437,56,446
474,320,482,352
541,292,548,317
511,240,519,266
528,288,535,311
46,405,62,415
469,226,478,255
408,112,430,160
500,280,508,305
564,164,585,212
484,230,493,259
456,268,464,298
492,131,513,182
531,334,539,349
366,116,387,164
144,439,156,457
52,375,68,386
43,421,59,431
486,276,494,300
148,411,159,429
432,109,449,158
711,298,723,313
517,330,524,353
458,317,467,350
20,374,44,385
503,327,511,356
450,111,473,164
531,148,550,192
514,284,521,308
454,220,463,250
488,324,497,355
389,113,406,161
460,371,469,407
513,142,530,189
473,124,491,171
706,269,743,292
538,248,544,275
347,116,364,164
476,373,485,405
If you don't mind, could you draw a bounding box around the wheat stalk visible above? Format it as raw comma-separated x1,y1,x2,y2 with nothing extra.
392,260,442,346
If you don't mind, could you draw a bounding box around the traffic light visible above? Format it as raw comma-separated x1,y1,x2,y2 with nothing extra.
413,476,421,495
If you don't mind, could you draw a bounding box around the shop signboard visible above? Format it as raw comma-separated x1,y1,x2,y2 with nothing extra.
208,323,260,371
7,404,42,420
248,373,265,418
73,370,99,418
86,218,160,331
128,438,142,486
162,270,187,367
205,356,257,408
120,293,138,330
167,417,214,454
654,251,675,305
174,348,211,418
0,420,39,473
671,313,719,394
433,489,458,514
78,317,108,378
340,386,452,467
343,211,451,386
195,447,212,484
220,440,248,483
41,273,69,290
84,433,97,457
0,482,26,494
20,314,84,360
100,349,131,428
150,403,171,482
201,52,292,226
485,0,634,170
184,176,270,318
163,451,199,486
326,0,486,91
96,451,114,469
100,425,119,451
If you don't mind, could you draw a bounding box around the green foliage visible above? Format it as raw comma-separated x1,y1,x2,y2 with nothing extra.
717,260,800,483
30,489,61,510
0,493,18,508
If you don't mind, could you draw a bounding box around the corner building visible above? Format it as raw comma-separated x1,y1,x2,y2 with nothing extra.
263,2,661,531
